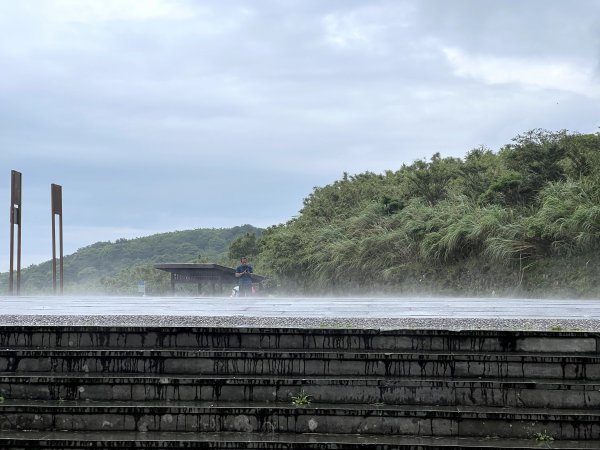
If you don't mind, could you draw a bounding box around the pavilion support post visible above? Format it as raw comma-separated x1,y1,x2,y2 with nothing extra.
171,273,176,296
197,283,202,295
51,184,64,295
9,170,22,296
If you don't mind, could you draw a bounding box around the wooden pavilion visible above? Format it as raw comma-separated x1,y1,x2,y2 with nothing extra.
154,263,265,296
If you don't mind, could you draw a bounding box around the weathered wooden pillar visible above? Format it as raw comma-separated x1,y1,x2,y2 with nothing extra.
51,184,64,295
171,273,176,296
9,170,22,296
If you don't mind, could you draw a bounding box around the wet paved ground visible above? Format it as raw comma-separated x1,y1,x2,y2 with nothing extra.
1,295,600,319
1,295,600,330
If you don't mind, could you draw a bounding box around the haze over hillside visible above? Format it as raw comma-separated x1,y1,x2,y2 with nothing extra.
4,130,600,299
256,129,600,298
0,225,263,295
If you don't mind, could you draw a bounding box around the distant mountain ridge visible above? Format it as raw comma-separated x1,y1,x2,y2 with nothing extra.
1,224,263,294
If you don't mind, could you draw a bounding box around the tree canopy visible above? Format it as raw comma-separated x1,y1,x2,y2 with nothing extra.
255,129,600,297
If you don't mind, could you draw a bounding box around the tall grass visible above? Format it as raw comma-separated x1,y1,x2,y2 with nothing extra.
531,178,600,254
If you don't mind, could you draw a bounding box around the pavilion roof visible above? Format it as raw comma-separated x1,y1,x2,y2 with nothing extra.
154,263,265,282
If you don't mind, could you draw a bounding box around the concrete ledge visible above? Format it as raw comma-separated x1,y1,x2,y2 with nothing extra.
0,326,598,352
2,374,600,408
1,401,600,438
1,430,599,449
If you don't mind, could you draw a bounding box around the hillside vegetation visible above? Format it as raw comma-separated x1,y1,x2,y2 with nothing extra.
3,225,263,295
5,129,600,298
256,129,600,297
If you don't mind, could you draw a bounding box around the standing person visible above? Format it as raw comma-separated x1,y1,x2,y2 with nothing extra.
235,257,253,297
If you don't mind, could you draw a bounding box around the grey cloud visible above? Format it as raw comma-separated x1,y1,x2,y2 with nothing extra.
1,0,599,270
415,0,600,60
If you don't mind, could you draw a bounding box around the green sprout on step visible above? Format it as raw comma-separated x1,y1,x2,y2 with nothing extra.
291,390,312,407
534,431,554,442
0,395,4,403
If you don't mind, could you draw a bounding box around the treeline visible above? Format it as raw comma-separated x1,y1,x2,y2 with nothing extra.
254,129,600,297
6,129,600,298
3,225,263,295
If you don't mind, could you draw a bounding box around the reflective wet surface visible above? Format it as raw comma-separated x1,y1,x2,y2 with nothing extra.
1,295,599,319
0,296,600,331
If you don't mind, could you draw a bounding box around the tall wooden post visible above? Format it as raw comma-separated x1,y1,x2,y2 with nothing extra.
9,170,22,296
51,184,64,295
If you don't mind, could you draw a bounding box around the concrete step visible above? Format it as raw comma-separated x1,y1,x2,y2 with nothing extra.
1,430,599,449
0,327,597,354
2,373,600,408
0,400,599,439
1,326,598,445
1,349,599,378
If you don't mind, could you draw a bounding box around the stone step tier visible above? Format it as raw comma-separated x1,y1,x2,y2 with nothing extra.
3,431,600,449
1,400,599,438
2,349,599,378
2,374,599,408
0,326,598,449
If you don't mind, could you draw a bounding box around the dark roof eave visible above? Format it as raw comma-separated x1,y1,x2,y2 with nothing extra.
154,263,265,281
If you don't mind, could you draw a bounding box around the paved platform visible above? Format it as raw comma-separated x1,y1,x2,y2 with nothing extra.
1,296,600,331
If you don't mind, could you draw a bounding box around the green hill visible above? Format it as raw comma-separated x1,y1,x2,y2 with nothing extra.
6,128,600,298
3,225,263,295
257,129,600,297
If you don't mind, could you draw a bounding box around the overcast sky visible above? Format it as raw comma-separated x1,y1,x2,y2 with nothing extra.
1,0,599,272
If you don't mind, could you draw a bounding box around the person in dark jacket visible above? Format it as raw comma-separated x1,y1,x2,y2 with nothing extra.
235,257,253,297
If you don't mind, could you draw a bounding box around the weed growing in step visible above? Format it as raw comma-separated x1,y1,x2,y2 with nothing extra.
534,431,554,442
291,390,312,407
0,395,4,403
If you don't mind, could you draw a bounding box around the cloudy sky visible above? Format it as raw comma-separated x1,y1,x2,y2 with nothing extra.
1,0,599,271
